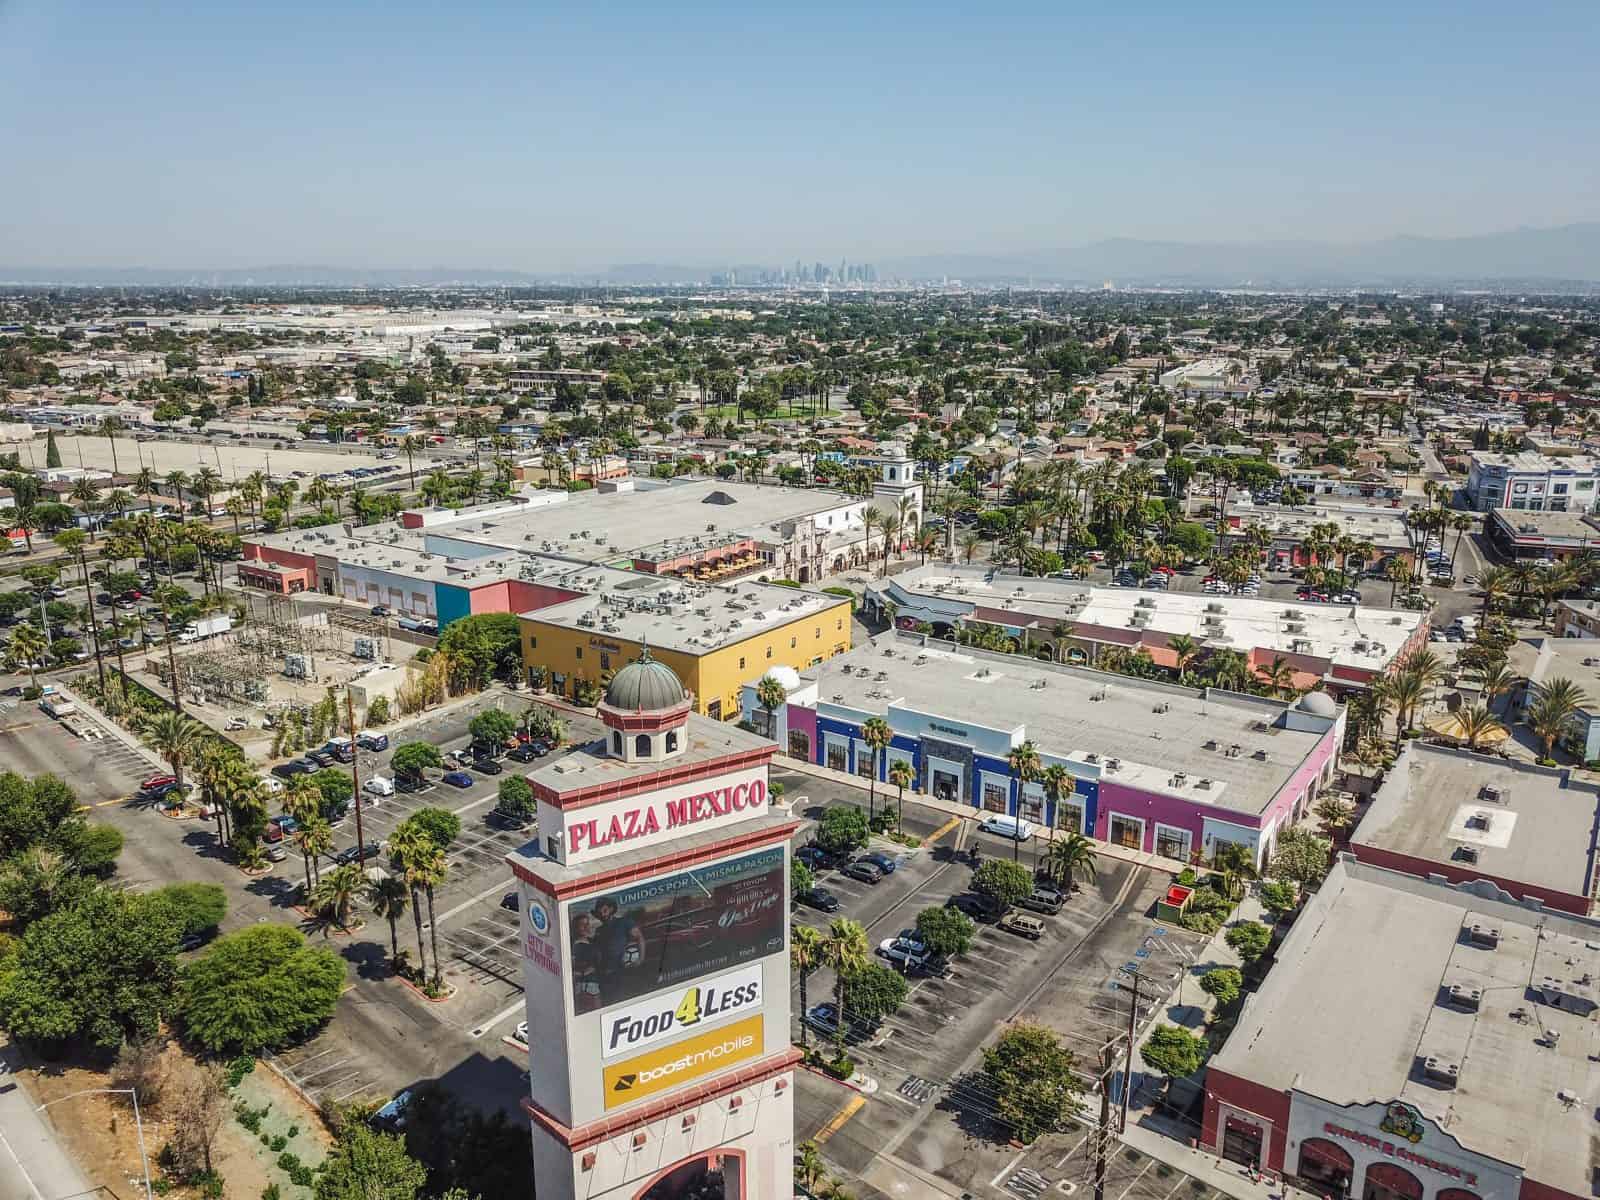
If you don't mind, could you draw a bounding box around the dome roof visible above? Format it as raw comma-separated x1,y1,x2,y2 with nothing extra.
763,665,801,691
1297,691,1337,718
604,646,687,712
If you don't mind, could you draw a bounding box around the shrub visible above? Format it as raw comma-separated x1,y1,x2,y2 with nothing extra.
1225,921,1272,963
1198,967,1243,1006
1176,868,1198,887
1258,880,1298,919
226,1055,255,1088
270,1134,287,1152
262,1187,281,1200
824,1054,854,1079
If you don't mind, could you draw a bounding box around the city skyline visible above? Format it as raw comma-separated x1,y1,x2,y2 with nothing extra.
3,0,1598,272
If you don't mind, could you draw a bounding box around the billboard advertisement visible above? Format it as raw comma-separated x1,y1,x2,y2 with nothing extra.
600,962,763,1060
601,1014,764,1110
567,846,786,1012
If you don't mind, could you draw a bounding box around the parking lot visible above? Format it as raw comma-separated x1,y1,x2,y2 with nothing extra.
781,777,1212,1198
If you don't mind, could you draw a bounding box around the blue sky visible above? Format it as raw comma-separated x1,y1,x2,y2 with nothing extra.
2,0,1597,270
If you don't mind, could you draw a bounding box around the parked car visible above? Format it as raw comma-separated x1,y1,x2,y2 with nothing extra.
796,845,844,871
877,935,929,969
270,758,314,779
442,770,474,788
363,776,395,797
797,887,841,913
332,842,382,866
306,750,336,768
998,912,1047,939
357,731,389,751
947,892,1007,922
472,757,503,775
501,891,519,911
512,1021,528,1045
370,604,390,616
507,743,539,763
858,850,900,875
370,1089,412,1132
1018,884,1065,915
140,772,177,792
978,814,1035,841
803,1004,843,1037
840,860,884,884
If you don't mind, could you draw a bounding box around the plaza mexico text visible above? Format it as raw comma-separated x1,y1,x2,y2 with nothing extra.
567,778,767,855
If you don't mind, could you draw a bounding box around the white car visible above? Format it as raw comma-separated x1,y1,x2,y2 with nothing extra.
363,776,395,798
513,1021,529,1045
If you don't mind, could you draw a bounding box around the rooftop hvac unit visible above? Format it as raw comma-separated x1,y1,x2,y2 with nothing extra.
1196,777,1214,790
1422,1056,1461,1088
1205,602,1224,614
1481,785,1508,805
1446,983,1483,1010
1083,752,1100,763
1105,758,1122,772
1204,739,1219,751
1226,743,1243,757
1286,622,1306,634
1455,845,1480,865
1137,596,1157,608
1283,608,1305,620
1467,921,1501,949
1467,811,1493,832
1170,771,1188,787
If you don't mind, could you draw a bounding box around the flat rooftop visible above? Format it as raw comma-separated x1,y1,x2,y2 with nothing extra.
1490,507,1600,541
872,566,1421,672
419,478,856,563
805,637,1327,816
250,526,529,586
1211,858,1600,1193
1472,449,1598,472
521,575,848,655
1229,502,1411,548
1353,742,1600,900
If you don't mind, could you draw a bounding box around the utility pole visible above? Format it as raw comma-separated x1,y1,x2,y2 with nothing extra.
345,690,367,870
1120,968,1144,1134
1095,1036,1117,1200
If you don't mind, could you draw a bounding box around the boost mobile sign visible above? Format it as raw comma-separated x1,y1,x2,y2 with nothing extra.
600,963,763,1060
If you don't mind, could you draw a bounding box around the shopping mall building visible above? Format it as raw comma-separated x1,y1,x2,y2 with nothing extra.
508,650,799,1200
1204,858,1599,1200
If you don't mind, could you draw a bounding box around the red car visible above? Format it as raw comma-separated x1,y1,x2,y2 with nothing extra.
140,773,177,792
1153,565,1176,575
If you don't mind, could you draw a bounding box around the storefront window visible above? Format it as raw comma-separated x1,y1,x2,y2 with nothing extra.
982,781,1009,813
930,766,960,802
788,730,810,760
1294,1138,1353,1199
1154,825,1192,862
1108,815,1143,850
1018,792,1043,822
1055,801,1084,833
857,750,875,779
826,742,848,773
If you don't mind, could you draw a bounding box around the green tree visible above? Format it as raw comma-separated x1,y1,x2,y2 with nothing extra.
821,917,869,1057
1257,880,1299,920
395,806,460,852
391,741,443,787
1266,826,1332,887
887,758,914,834
176,925,344,1054
1224,920,1272,963
860,716,892,826
436,613,521,688
311,864,366,931
368,874,410,968
146,882,228,940
914,905,976,957
790,858,815,900
138,710,205,791
468,708,518,748
309,768,354,821
1043,831,1098,891
0,772,80,860
314,1126,427,1200
494,776,536,825
839,962,909,1025
1139,1024,1207,1082
790,925,824,1050
0,888,180,1050
1198,967,1243,1006
44,430,62,468
756,673,788,739
815,805,868,854
973,858,1033,908
981,1022,1083,1144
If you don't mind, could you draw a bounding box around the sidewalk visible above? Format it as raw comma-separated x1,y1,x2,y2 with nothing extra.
0,1039,96,1200
1119,1111,1299,1200
777,755,1189,874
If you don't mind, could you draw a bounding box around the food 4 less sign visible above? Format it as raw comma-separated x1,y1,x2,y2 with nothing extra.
600,963,763,1060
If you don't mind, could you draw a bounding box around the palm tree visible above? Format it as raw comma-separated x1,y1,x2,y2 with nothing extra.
1006,740,1041,861
165,470,189,516
98,415,124,475
1474,662,1516,713
389,825,433,981
958,531,982,564
52,528,105,694
138,710,204,791
369,874,411,969
7,623,47,691
859,506,885,573
887,759,913,834
311,864,364,932
1526,677,1592,761
414,845,448,989
795,1142,828,1194
821,918,869,1059
1377,670,1426,746
1166,633,1200,676
1454,704,1507,751
755,673,787,741
790,925,824,1049
1045,832,1098,892
1255,655,1298,698
860,716,892,828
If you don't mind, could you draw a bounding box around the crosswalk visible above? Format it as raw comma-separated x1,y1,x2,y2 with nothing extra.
1005,1166,1053,1198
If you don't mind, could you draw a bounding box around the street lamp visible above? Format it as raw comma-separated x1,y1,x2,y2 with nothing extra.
36,1087,152,1200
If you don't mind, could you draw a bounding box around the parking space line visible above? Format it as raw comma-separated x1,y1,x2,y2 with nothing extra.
811,1095,864,1145
1114,1155,1156,1200
429,879,517,927
471,997,528,1038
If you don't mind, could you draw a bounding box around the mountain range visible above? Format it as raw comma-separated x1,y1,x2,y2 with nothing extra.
3,223,1599,289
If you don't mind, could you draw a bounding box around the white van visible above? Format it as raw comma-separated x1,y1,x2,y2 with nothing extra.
977,815,1036,841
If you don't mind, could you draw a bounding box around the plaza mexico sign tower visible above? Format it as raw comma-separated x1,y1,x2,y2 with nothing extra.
508,646,800,1200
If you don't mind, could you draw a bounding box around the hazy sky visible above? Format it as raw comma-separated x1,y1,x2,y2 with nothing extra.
3,0,1597,270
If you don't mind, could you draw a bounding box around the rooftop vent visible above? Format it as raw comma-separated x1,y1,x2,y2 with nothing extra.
1467,921,1501,949
1446,983,1483,1010
1196,777,1214,790
1226,743,1243,758
1105,758,1122,772
1466,811,1493,832
1455,846,1480,865
1084,752,1100,764
1170,771,1188,788
1252,749,1269,761
1422,1056,1461,1088
1481,784,1509,805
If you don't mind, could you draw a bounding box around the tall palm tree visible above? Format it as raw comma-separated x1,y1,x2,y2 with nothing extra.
389,825,433,982
1526,677,1592,760
1166,633,1200,676
860,716,892,827
1045,832,1099,892
98,415,124,475
859,506,885,573
1006,740,1041,863
138,710,204,791
887,759,913,834
414,845,448,989
1255,656,1298,698
1377,670,1426,746
756,674,788,741
52,528,105,693
821,918,869,1059
7,623,47,691
165,470,189,516
790,924,824,1049
401,434,425,491
369,874,411,969
1474,662,1516,713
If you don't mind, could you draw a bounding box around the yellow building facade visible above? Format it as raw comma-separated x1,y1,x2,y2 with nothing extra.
520,597,853,721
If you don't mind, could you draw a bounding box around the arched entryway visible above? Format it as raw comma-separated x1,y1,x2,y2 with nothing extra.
1363,1162,1423,1200
1295,1136,1353,1197
634,1150,743,1200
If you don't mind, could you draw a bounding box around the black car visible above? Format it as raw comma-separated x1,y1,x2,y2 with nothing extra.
796,845,843,871
305,750,336,768
271,758,314,779
797,887,841,912
332,842,382,866
507,743,539,763
370,605,390,616
840,860,884,885
946,892,1007,921
859,850,899,875
472,757,503,775
500,891,519,911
